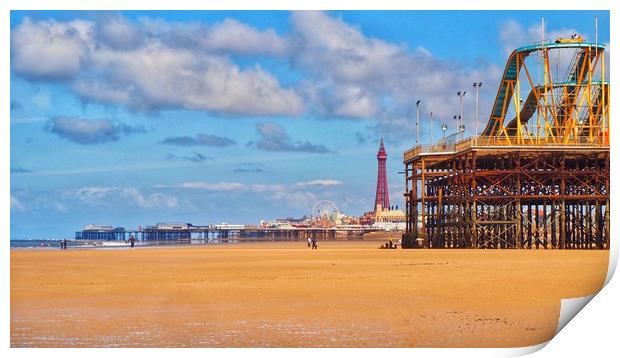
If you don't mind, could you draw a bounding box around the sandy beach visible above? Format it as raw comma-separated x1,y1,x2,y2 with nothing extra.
11,241,609,348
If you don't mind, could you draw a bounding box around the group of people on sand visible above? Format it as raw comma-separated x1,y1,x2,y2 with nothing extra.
59,239,68,249
307,237,318,250
380,239,399,249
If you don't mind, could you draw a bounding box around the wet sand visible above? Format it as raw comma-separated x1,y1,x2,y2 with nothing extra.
11,241,609,347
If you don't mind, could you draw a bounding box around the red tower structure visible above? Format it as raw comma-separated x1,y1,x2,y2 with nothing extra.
374,138,390,212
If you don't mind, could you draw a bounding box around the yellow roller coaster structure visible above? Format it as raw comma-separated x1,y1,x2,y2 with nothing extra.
481,41,608,147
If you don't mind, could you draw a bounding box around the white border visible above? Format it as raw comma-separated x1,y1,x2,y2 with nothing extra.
3,1,617,357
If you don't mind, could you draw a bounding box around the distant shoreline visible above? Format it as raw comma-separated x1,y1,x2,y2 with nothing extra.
10,234,401,251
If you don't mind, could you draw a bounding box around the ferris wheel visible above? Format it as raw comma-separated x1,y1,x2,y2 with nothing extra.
312,200,339,223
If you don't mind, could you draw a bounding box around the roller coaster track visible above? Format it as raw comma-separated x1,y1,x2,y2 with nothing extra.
481,42,605,137
504,80,608,136
577,83,610,137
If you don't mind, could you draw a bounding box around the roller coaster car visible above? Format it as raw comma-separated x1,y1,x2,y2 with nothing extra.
555,34,584,44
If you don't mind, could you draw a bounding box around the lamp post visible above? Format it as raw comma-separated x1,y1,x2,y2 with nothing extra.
441,124,448,143
457,90,466,140
429,111,434,143
416,100,421,146
473,82,482,144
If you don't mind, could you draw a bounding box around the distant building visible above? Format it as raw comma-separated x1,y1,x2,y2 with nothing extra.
374,205,406,223
212,223,246,230
155,222,191,230
335,213,361,226
84,224,114,231
374,138,390,210
275,216,308,225
259,212,361,229
361,139,407,231
142,222,193,241
78,224,124,241
372,205,406,231
372,221,406,231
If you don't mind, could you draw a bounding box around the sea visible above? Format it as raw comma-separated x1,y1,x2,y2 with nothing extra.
10,239,238,249
11,239,99,249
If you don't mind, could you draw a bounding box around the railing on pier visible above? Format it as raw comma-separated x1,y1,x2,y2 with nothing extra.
404,134,609,162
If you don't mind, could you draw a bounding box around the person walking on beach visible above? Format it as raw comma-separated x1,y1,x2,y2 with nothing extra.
59,240,63,249
307,237,312,248
62,239,67,249
129,234,136,248
311,237,318,250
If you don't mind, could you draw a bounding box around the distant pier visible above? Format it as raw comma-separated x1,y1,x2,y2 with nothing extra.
75,222,379,243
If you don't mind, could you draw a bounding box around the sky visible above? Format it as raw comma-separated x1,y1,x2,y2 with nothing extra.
9,10,610,239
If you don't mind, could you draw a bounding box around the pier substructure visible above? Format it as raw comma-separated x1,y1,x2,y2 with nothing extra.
403,146,609,249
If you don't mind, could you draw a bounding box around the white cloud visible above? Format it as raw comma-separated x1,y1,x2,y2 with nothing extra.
498,19,587,72
294,179,342,187
330,86,378,118
12,17,304,117
52,202,68,213
248,183,287,192
527,22,582,45
249,122,332,153
292,11,403,83
289,11,502,141
11,190,72,214
179,182,248,191
11,196,25,211
11,12,500,128
94,14,143,50
167,179,338,211
305,83,379,118
46,116,144,144
270,189,318,211
69,186,179,209
203,18,289,56
499,19,527,56
136,16,290,57
11,18,92,81
31,89,52,109
500,19,582,55
73,43,304,116
291,11,408,89
17,12,591,144
173,181,287,192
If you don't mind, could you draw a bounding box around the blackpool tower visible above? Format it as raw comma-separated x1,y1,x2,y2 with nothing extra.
374,138,390,212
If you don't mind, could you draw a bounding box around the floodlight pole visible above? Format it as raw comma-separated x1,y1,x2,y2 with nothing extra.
416,100,421,146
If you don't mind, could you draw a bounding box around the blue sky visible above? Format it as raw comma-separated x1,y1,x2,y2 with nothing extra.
10,10,609,239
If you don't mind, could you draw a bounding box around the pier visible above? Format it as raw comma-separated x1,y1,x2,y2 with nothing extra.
402,41,609,249
75,223,378,243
